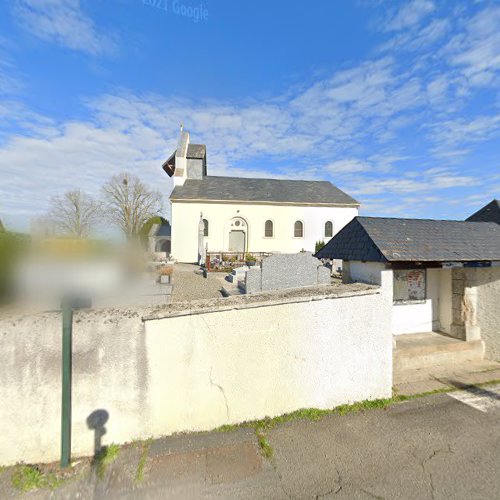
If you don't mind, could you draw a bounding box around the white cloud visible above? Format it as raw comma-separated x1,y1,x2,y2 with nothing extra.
379,17,450,52
2,2,500,227
430,114,500,149
348,170,479,196
0,39,22,96
324,159,372,174
384,0,435,32
0,60,21,95
12,0,117,56
443,5,500,87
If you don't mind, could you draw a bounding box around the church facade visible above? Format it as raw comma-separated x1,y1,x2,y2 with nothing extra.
163,129,360,263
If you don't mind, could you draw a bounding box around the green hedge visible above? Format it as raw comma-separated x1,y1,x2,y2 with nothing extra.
0,232,29,303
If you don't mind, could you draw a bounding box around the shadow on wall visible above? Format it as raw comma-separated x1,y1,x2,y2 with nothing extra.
86,409,109,457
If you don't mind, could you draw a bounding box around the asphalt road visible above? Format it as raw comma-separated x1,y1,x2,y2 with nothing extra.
208,390,500,500
4,388,500,499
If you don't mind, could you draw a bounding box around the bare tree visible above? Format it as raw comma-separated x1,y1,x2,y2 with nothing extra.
101,173,163,240
48,190,102,238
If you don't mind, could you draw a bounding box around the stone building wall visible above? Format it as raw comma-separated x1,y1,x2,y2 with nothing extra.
462,267,500,359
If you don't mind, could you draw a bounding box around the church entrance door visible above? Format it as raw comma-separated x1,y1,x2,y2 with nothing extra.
228,230,246,253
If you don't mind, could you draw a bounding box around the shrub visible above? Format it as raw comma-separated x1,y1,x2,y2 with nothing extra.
315,240,325,253
245,253,257,262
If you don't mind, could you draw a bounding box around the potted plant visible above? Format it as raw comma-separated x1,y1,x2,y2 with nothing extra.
159,265,173,284
245,253,257,267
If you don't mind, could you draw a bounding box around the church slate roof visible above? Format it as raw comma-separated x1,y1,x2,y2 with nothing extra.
466,200,500,224
170,176,359,205
315,216,500,262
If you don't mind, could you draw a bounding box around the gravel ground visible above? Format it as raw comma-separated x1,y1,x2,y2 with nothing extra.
171,263,227,302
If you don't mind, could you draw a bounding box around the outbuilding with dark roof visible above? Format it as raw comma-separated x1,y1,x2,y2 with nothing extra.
466,200,500,225
316,215,500,339
316,216,500,263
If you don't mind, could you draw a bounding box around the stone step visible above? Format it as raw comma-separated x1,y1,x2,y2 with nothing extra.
394,339,485,371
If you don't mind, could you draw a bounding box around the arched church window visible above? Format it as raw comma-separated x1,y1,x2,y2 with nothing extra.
203,219,209,237
294,220,304,238
265,220,274,237
325,221,333,238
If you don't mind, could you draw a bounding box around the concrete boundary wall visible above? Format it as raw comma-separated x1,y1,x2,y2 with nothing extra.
0,285,391,465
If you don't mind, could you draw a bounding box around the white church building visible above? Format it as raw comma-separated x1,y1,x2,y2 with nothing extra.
163,129,360,263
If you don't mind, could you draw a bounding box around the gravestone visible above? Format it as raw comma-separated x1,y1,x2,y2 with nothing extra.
243,252,331,294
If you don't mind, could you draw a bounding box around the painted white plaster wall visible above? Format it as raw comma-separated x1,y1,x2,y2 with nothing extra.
0,289,391,465
345,261,387,286
171,201,358,262
392,301,433,335
344,261,452,335
144,292,392,438
392,269,441,335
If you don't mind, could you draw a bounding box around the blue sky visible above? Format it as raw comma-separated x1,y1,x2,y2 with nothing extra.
0,0,499,230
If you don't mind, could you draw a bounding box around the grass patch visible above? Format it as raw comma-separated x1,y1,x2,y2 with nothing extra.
215,424,240,433
11,465,62,492
256,431,273,458
249,397,409,433
135,440,151,484
247,378,500,438
95,444,120,479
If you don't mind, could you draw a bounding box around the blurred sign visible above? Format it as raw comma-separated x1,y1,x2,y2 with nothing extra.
394,269,426,301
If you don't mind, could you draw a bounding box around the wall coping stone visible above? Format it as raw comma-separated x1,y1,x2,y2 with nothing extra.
0,283,379,324
141,283,379,321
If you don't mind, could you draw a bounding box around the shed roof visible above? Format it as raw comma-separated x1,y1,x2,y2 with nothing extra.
315,216,500,263
170,176,359,205
149,222,171,238
466,200,500,224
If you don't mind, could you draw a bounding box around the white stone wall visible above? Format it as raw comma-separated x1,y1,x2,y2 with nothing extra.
171,201,358,262
0,288,391,465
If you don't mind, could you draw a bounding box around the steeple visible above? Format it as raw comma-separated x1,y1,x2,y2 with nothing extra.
162,127,207,185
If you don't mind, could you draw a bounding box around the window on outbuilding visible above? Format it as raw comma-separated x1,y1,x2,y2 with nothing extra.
265,220,274,237
203,219,209,237
325,221,333,238
294,220,304,238
393,269,426,302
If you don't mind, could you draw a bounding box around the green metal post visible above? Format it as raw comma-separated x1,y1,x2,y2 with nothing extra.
61,300,73,468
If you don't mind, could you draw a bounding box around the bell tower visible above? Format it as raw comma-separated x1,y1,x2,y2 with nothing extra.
162,126,207,185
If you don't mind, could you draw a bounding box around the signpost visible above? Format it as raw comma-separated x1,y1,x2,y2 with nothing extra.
60,297,91,468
